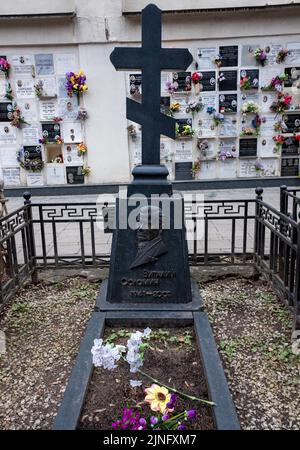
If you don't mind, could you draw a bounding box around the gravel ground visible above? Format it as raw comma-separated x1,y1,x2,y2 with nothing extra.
0,275,299,430
0,279,98,430
201,277,300,430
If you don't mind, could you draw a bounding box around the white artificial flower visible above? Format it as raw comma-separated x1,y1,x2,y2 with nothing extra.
143,327,152,338
130,380,143,388
91,339,122,370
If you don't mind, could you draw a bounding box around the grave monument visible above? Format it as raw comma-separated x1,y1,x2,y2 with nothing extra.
98,3,201,312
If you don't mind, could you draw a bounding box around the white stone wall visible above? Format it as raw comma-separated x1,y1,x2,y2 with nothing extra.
0,0,299,185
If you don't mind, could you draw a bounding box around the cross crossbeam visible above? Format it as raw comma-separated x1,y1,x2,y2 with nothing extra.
110,4,193,165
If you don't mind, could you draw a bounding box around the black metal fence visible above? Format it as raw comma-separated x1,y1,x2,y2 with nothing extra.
0,188,299,329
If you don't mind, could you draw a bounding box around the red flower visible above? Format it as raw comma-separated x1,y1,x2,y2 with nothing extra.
294,134,300,142
192,72,201,84
283,95,292,106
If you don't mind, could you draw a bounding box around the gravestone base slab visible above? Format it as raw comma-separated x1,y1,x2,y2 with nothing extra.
96,277,203,313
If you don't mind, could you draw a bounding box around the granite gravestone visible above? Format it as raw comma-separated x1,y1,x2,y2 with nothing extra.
99,4,199,311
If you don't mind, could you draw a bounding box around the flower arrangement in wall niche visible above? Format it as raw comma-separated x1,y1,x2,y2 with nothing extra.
218,148,237,161
276,48,290,64
272,134,285,153
17,149,44,172
240,76,252,91
261,74,288,92
170,101,181,115
77,142,87,155
191,71,203,85
0,57,10,79
206,107,224,127
240,114,261,137
270,92,293,114
165,81,178,94
82,166,91,176
91,328,213,431
175,123,194,138
241,101,260,115
77,107,88,121
186,99,203,117
10,104,29,128
274,119,288,133
213,55,223,68
39,135,63,145
217,72,226,85
66,70,88,101
254,48,268,66
191,159,201,179
5,81,13,101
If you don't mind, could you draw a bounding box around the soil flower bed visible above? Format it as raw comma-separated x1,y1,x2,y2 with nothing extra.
78,327,214,430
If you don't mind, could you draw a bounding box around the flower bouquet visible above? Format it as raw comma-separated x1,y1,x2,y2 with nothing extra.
170,101,181,115
273,134,285,153
50,155,63,163
39,135,63,145
17,149,44,172
241,101,260,114
218,147,237,161
66,70,88,102
91,328,213,431
10,104,29,128
186,99,203,117
270,92,293,114
213,55,223,68
81,166,91,176
77,142,87,155
276,48,290,64
261,74,288,92
274,120,288,133
207,107,224,127
165,81,178,93
5,81,13,101
77,107,88,121
191,71,203,85
176,123,194,138
240,127,259,137
0,58,10,79
240,76,252,91
254,48,268,66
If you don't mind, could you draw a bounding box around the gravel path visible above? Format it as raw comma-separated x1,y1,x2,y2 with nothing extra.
0,279,98,430
201,277,300,430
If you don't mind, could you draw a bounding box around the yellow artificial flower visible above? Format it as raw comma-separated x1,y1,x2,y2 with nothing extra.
144,384,172,414
82,85,88,91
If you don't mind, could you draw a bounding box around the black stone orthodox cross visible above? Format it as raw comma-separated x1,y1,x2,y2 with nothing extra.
110,4,193,165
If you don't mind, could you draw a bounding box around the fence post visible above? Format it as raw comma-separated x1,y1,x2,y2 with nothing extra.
254,187,263,274
279,186,288,279
293,219,300,330
23,191,38,284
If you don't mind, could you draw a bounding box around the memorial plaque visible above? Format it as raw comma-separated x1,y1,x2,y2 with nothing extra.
219,70,237,91
241,44,259,65
240,69,259,89
41,123,61,142
281,137,300,156
219,93,237,113
66,166,84,184
175,162,193,180
239,138,257,157
0,102,12,121
219,46,238,67
23,145,42,160
282,113,300,134
129,73,142,95
34,53,54,75
197,47,216,70
172,72,191,92
281,157,299,176
284,67,300,88
160,96,170,115
199,71,216,92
